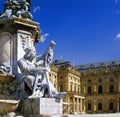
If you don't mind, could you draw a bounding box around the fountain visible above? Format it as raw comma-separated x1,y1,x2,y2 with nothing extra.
0,0,66,116
0,0,39,115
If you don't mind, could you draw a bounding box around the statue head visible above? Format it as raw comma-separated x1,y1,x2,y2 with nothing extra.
24,47,36,59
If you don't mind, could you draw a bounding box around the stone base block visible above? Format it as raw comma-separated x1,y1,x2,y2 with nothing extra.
20,98,62,115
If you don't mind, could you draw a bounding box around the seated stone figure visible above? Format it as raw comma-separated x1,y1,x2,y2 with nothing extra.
18,41,66,99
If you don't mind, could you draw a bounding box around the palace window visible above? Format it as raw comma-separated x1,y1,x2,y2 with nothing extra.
88,79,92,83
98,79,102,83
70,83,73,92
88,103,91,110
60,85,63,92
98,85,103,93
79,99,80,103
78,87,80,92
70,97,73,104
88,86,92,94
110,77,114,82
60,76,63,79
109,102,114,110
54,84,56,89
109,85,114,93
98,103,102,110
74,85,76,92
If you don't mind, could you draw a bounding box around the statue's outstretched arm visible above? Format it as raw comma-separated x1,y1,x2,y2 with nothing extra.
18,58,49,74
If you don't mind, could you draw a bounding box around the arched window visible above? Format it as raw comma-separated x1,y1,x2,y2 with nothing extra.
70,97,73,102
88,103,91,110
109,85,114,93
78,87,80,92
74,85,76,92
70,83,72,92
98,85,103,93
98,103,102,110
88,86,92,94
109,102,114,110
60,85,63,92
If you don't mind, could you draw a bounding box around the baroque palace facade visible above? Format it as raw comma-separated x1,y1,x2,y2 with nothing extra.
49,60,120,114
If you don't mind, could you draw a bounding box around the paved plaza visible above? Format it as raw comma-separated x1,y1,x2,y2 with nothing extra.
67,113,120,117
4,112,120,117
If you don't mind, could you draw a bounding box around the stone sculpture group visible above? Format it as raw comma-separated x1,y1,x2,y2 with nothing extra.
0,0,32,19
0,0,66,100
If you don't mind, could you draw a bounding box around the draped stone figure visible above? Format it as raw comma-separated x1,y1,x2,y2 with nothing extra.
18,41,66,99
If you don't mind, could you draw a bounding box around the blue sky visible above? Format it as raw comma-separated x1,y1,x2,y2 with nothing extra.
1,0,120,65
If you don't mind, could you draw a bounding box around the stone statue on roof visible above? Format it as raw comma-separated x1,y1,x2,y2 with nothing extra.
0,0,32,20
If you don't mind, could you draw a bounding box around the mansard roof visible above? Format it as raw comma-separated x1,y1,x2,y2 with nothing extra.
74,60,120,73
53,59,71,68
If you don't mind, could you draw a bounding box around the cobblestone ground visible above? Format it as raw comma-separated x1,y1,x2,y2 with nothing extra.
68,113,120,117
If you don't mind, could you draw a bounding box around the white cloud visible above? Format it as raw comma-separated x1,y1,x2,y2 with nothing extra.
115,0,119,4
40,33,49,42
115,33,120,40
115,10,120,14
33,6,40,13
115,0,120,14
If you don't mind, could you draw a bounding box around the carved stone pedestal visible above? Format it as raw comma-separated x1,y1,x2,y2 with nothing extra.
20,98,63,116
0,18,40,76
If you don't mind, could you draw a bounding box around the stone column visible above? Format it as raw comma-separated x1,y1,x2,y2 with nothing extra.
93,99,96,113
77,98,79,113
117,97,120,112
83,99,86,113
80,99,83,112
84,85,86,94
73,97,75,113
94,84,97,93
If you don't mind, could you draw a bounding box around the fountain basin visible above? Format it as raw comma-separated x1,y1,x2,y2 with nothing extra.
0,100,19,114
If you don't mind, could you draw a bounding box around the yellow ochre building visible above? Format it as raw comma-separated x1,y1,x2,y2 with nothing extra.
49,60,120,114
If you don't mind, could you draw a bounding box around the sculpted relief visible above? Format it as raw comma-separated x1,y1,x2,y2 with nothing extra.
19,33,30,49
